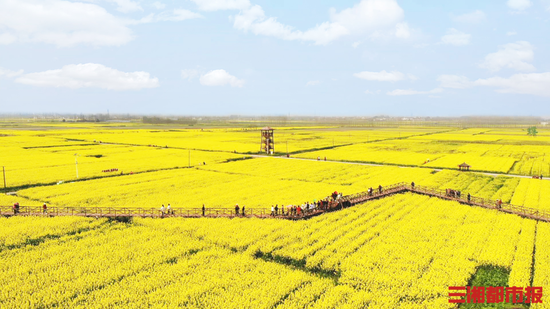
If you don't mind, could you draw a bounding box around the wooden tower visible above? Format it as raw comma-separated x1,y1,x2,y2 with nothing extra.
261,127,274,154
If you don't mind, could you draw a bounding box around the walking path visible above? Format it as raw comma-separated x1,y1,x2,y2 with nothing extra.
2,183,549,222
250,154,548,181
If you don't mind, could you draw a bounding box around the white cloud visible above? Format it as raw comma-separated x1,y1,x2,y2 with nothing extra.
387,88,443,96
0,0,201,47
152,1,166,10
181,69,200,80
507,0,532,10
138,9,203,23
506,31,517,36
0,68,24,78
475,73,550,96
441,28,471,46
354,70,416,82
352,41,361,48
306,80,320,86
199,69,244,87
452,10,486,23
233,0,408,45
0,0,134,47
0,33,17,44
479,41,535,72
233,5,348,46
394,22,410,38
191,0,250,11
437,75,472,89
329,0,404,34
107,0,142,13
15,63,159,90
438,72,550,97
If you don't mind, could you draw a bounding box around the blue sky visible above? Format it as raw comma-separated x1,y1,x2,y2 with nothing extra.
0,0,549,116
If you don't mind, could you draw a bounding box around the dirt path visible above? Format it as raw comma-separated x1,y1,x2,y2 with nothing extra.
249,154,548,181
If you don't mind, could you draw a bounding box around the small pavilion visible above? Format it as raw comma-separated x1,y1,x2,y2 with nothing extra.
458,163,471,171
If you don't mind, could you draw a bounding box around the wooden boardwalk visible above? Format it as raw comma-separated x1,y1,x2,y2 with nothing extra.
2,183,550,222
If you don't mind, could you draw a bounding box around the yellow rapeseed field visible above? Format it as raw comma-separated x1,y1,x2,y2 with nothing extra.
2,123,550,308
0,195,548,308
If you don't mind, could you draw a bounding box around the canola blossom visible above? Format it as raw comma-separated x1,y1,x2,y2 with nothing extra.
0,194,548,308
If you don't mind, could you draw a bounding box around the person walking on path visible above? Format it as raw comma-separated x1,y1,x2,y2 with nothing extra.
242,205,245,216
202,204,205,216
411,182,415,189
271,205,275,216
43,203,47,215
467,193,471,203
235,204,240,216
160,205,165,217
378,185,383,194
275,205,279,216
13,203,18,215
167,204,172,215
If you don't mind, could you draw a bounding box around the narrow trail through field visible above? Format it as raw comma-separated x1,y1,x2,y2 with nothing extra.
250,154,549,181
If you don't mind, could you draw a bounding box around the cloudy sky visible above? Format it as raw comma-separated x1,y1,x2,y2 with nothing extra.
1,0,549,116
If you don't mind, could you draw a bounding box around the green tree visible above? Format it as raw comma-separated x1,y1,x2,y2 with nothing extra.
527,126,538,136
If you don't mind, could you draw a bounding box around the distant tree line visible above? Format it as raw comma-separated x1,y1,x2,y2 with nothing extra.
142,116,198,125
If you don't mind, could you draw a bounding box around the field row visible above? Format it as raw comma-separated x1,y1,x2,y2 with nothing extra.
1,195,548,308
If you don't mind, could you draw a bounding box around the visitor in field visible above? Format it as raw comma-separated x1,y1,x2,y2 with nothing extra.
271,205,274,216
242,205,245,216
167,204,172,215
160,205,165,217
467,193,471,203
275,204,278,215
202,204,205,216
43,203,47,214
235,204,240,216
13,203,18,215
378,185,382,194
411,182,415,188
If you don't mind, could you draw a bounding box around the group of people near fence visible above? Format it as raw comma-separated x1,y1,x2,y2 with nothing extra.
269,201,319,217
446,189,462,199
235,204,246,216
160,204,174,216
11,202,48,215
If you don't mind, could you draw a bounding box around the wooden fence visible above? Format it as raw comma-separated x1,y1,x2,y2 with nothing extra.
2,183,550,222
